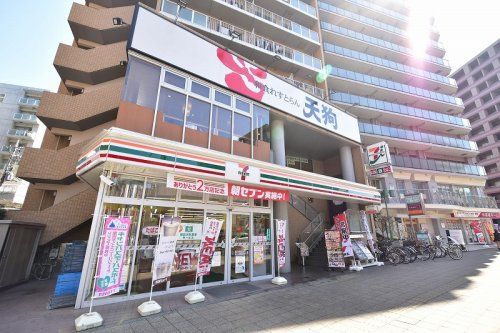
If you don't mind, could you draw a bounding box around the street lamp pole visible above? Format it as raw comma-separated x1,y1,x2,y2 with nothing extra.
382,190,393,239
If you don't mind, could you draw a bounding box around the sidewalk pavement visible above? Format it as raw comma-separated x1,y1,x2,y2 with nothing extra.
1,249,499,332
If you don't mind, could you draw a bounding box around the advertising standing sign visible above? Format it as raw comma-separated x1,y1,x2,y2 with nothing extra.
470,221,486,243
360,211,376,254
152,216,181,286
324,229,345,268
276,219,287,268
196,218,224,277
334,213,354,257
405,193,425,216
94,217,131,298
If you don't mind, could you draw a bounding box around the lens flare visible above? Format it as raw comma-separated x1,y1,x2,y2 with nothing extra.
316,64,332,83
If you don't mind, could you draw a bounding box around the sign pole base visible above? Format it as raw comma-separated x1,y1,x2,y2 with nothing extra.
137,300,162,316
75,312,103,331
271,276,288,285
185,290,205,304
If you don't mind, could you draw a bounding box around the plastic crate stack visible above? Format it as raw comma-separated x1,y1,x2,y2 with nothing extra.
48,241,87,310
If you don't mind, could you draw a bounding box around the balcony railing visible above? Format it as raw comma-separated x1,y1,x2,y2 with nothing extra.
18,97,40,107
359,122,478,151
391,155,486,177
329,66,463,106
323,43,456,87
330,92,470,128
318,2,444,51
7,129,34,139
13,113,37,122
280,0,317,17
321,22,448,69
279,74,324,99
213,0,319,42
162,3,322,70
387,189,497,209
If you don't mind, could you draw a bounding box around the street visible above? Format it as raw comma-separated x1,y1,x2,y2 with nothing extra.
3,249,497,333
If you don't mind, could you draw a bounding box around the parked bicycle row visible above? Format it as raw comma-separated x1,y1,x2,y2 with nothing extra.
376,236,464,265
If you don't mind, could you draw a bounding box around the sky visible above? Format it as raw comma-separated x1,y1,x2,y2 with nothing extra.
0,0,498,92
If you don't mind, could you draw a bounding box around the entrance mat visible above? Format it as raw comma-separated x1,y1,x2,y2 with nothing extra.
203,283,262,299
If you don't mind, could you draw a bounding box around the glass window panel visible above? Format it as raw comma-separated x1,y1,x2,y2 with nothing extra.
215,90,232,106
190,81,210,98
179,189,204,202
236,99,250,113
145,178,176,200
210,105,232,154
233,113,252,158
252,213,272,277
253,105,270,162
184,97,210,148
107,173,145,198
162,1,178,15
164,70,186,89
123,57,161,110
178,7,192,21
155,88,186,142
193,12,207,26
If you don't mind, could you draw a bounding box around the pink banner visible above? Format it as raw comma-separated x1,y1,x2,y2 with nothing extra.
276,219,287,268
196,218,223,277
94,216,131,298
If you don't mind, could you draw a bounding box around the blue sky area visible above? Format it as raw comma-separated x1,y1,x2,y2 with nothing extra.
0,0,498,92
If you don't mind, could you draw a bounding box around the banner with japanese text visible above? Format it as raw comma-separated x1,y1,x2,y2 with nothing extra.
360,211,375,254
276,219,287,268
197,218,224,277
94,216,131,298
324,229,344,268
229,184,289,201
152,216,181,286
334,213,354,257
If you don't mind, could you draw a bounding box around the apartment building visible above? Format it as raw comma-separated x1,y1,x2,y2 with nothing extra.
0,83,45,207
451,39,500,210
6,0,500,307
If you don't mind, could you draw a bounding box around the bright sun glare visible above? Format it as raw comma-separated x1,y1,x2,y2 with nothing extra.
407,0,431,59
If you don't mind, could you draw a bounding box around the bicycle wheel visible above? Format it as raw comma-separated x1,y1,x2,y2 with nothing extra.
436,246,446,258
448,245,463,260
387,251,400,265
427,245,437,260
407,247,418,263
32,264,44,280
418,247,431,261
398,248,411,264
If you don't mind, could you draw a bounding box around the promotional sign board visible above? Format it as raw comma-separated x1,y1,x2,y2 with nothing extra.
324,230,344,268
196,218,224,277
405,193,425,216
253,245,264,264
360,211,375,254
152,216,181,285
448,229,465,245
276,219,287,268
167,174,227,196
228,184,289,201
470,221,486,243
129,6,361,143
368,165,393,177
451,211,500,219
367,142,392,167
356,241,374,260
94,217,131,298
333,213,354,257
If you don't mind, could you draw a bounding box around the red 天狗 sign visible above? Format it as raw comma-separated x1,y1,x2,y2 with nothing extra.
228,184,289,201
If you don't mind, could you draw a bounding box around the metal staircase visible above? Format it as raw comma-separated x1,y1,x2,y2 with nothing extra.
289,194,325,265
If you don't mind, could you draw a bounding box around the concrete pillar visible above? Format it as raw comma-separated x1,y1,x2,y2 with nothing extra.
271,119,291,273
339,146,362,231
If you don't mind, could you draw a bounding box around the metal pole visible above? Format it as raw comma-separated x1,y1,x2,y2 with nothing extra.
384,191,393,239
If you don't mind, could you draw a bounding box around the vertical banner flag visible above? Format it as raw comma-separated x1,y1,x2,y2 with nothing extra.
360,211,375,254
276,219,287,268
152,216,181,285
94,216,131,298
334,213,354,257
197,218,224,277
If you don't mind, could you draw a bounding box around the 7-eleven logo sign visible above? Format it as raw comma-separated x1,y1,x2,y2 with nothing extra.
225,162,260,184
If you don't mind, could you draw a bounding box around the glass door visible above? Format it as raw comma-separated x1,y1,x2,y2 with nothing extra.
252,213,273,279
228,212,250,282
201,211,227,285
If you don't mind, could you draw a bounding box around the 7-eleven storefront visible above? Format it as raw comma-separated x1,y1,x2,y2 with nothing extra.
74,128,380,307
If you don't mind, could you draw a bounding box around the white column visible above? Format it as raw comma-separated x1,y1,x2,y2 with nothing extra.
340,146,361,231
271,119,291,273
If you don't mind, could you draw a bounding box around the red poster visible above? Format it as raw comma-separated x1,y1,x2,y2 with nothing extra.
334,213,354,257
229,184,289,201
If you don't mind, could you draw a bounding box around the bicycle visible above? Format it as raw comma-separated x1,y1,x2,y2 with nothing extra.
435,236,463,260
31,247,59,280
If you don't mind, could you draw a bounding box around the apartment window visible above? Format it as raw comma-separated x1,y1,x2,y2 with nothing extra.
489,118,500,129
468,59,479,71
477,151,493,162
495,42,500,53
55,135,71,150
481,93,492,104
457,81,468,91
39,190,57,211
495,133,500,141
486,75,499,86
453,69,465,80
476,137,489,148
483,63,494,73
0,93,5,103
472,71,483,81
463,103,475,113
468,113,480,123
478,52,489,63
460,91,473,100
477,82,487,91
485,164,497,174
486,105,497,115
469,125,484,137
492,87,500,98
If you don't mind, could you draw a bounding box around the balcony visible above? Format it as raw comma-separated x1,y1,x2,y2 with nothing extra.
391,155,487,177
68,3,134,46
330,92,470,135
162,5,322,76
87,0,157,8
17,141,89,184
318,2,446,59
6,129,34,142
18,97,40,112
0,145,16,156
321,22,449,75
328,66,464,114
5,188,97,245
37,79,123,130
13,113,37,125
359,122,478,158
388,189,497,209
183,0,320,49
323,42,457,95
279,74,324,99
53,42,127,86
